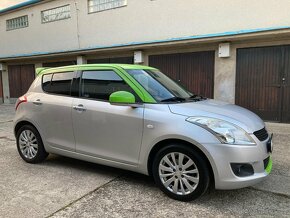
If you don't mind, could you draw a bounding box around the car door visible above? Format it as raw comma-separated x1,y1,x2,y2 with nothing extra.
30,71,76,151
72,69,144,165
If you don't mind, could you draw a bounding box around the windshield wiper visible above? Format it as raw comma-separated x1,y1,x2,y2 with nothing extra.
161,96,187,102
189,94,206,101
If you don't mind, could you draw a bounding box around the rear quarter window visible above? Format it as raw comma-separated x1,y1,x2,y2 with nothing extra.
42,72,75,96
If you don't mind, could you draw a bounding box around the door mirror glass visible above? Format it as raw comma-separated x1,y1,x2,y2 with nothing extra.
109,91,136,105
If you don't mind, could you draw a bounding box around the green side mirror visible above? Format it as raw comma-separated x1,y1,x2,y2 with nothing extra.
109,91,136,105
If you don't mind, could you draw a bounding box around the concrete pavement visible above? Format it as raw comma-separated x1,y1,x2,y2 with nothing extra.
0,104,289,217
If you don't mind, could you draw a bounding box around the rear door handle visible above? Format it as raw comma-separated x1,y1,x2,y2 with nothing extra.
73,104,86,112
33,99,42,105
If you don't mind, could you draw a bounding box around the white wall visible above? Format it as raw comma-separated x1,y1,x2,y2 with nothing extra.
1,0,290,58
77,0,290,48
0,0,79,57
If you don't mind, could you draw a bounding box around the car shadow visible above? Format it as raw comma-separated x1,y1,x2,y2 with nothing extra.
38,154,288,215
41,154,243,198
39,154,122,176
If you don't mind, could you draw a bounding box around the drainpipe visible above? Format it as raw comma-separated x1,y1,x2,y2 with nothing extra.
74,0,81,49
0,63,11,104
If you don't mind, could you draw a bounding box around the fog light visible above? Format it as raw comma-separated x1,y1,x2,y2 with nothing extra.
231,163,254,177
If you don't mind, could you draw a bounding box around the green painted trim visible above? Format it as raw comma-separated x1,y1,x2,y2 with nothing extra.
265,157,273,174
37,64,157,103
115,67,156,103
109,91,135,104
36,66,76,76
37,64,157,76
36,67,48,75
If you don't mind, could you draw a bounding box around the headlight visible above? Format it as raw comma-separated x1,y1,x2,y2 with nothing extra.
186,117,255,145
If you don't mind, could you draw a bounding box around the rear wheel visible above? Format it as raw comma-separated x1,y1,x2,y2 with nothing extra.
152,144,210,201
16,125,48,163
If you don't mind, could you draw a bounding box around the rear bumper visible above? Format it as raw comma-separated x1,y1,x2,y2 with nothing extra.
203,136,272,190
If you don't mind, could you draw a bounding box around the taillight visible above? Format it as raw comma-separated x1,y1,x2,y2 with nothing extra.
15,95,27,111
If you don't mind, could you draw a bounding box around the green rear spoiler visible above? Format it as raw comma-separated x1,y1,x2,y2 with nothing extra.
36,68,49,76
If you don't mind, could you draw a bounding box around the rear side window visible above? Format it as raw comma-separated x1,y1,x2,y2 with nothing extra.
42,72,75,96
42,74,52,92
81,70,140,101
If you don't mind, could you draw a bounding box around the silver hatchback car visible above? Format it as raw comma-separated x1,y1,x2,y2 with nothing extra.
14,64,273,201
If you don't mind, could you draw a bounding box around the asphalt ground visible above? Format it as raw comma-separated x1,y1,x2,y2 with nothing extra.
0,104,289,218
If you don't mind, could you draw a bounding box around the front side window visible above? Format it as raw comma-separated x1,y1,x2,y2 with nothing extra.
6,15,28,31
41,5,71,23
88,0,127,13
127,70,192,102
81,70,139,101
42,72,74,96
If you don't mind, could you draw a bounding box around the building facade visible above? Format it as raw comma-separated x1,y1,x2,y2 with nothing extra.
0,0,290,122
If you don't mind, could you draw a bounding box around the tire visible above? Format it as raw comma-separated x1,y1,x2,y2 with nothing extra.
16,125,48,164
152,144,210,201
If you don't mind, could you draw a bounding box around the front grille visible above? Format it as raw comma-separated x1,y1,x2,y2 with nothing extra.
253,127,269,141
263,156,270,169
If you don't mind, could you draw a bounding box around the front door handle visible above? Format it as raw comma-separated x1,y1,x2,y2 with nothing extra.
73,104,86,112
33,99,42,105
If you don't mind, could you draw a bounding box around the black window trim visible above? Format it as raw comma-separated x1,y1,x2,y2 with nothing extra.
71,70,81,98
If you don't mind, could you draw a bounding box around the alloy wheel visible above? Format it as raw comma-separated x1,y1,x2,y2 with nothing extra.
158,152,199,195
19,130,38,159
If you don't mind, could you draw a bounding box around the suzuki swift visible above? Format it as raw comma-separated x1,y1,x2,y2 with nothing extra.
14,64,273,201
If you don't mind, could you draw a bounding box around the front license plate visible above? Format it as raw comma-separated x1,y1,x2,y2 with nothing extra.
267,133,273,153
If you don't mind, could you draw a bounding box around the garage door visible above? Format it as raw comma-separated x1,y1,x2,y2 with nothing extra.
8,65,35,98
236,46,290,123
87,56,134,64
149,51,215,98
43,61,76,68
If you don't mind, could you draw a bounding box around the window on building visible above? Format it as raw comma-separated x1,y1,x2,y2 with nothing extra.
41,5,71,23
81,70,139,101
6,15,28,31
42,72,75,96
88,0,127,13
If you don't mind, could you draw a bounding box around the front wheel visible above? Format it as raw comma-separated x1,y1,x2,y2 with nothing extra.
152,144,210,201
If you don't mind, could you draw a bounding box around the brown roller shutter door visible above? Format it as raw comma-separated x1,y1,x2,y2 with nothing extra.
8,64,35,98
236,45,290,123
149,51,215,98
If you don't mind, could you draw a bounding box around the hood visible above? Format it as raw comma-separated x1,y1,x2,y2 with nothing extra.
168,99,265,133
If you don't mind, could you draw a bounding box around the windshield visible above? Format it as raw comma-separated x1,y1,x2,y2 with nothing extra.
126,69,193,102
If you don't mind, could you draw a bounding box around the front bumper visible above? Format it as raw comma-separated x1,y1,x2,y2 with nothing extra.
203,134,272,190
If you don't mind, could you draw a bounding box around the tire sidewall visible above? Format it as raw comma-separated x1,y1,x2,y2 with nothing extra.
152,144,210,201
16,125,47,163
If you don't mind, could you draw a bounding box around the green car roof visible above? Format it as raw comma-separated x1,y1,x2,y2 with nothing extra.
36,64,157,76
36,64,158,103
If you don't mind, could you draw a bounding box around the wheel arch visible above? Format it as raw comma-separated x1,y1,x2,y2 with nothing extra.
14,120,39,136
147,138,215,187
